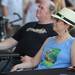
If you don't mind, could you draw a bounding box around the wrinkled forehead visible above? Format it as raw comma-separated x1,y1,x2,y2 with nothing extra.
37,4,48,12
38,3,48,9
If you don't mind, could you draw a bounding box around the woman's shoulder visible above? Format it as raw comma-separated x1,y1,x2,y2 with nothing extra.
46,36,56,42
69,36,75,41
68,36,75,47
72,37,75,43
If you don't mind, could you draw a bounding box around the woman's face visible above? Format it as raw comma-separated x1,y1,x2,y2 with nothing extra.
53,18,68,33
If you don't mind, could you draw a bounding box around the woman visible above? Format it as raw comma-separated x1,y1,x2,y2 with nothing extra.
11,8,75,72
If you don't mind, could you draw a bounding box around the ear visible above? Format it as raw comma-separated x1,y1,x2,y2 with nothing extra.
67,24,70,29
64,23,70,29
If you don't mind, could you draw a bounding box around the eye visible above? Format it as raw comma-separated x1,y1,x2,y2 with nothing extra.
39,6,43,10
55,18,59,22
39,5,44,10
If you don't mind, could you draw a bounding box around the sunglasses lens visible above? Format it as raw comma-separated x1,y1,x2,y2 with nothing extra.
56,18,59,22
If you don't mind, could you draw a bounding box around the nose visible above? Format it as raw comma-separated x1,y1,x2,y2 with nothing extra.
52,18,56,24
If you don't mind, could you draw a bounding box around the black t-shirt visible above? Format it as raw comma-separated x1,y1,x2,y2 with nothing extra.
12,22,57,57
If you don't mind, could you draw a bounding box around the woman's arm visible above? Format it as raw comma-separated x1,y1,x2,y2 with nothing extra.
61,0,66,8
71,40,75,66
11,48,43,72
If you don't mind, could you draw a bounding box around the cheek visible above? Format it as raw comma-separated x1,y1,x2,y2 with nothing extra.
57,26,66,32
53,24,63,32
59,24,66,30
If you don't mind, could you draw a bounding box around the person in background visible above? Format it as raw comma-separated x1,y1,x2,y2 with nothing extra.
1,0,24,36
51,0,66,12
65,0,75,11
11,8,75,72
0,1,57,72
0,1,1,16
24,0,55,24
23,0,38,24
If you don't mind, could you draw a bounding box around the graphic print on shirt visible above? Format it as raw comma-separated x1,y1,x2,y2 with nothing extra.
26,28,47,34
40,48,61,68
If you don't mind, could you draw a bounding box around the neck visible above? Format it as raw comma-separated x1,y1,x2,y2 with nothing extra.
56,32,71,42
38,18,53,24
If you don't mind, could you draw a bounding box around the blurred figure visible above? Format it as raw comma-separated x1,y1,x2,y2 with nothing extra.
1,0,24,36
65,0,75,11
51,0,66,12
24,0,38,24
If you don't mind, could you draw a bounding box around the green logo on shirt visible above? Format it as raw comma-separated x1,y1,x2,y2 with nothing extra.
40,48,61,68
